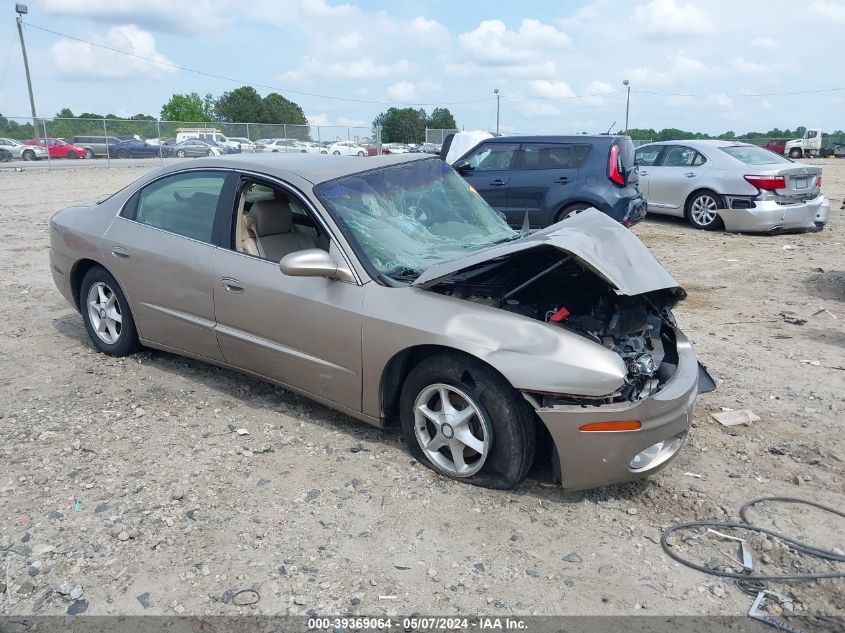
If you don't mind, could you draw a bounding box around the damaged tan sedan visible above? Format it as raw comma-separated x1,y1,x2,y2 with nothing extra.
50,154,705,490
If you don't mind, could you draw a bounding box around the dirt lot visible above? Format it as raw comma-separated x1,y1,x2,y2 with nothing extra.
1,159,843,619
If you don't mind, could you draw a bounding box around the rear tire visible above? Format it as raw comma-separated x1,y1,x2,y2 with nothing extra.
789,148,802,159
79,267,141,357
685,189,724,230
556,202,592,223
399,353,536,490
357,151,366,157
332,150,341,155
176,150,186,158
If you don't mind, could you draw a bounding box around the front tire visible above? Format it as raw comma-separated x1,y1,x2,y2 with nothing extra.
176,150,186,158
22,149,36,161
399,353,536,489
357,151,366,157
79,267,140,357
789,148,802,159
685,190,724,230
67,151,79,159
332,150,341,155
84,148,94,159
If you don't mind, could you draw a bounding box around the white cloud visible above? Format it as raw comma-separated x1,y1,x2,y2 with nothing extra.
40,0,230,33
335,33,362,50
731,57,766,73
621,51,709,86
709,93,743,120
408,16,450,45
300,0,359,19
284,57,411,81
387,80,442,102
583,80,615,105
458,19,568,69
49,25,175,79
751,36,777,49
621,66,670,86
307,113,330,126
528,80,575,100
809,1,845,24
518,101,563,118
631,0,713,35
336,116,368,127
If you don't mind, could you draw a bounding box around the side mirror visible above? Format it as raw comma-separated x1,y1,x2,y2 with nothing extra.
279,248,355,283
453,160,472,173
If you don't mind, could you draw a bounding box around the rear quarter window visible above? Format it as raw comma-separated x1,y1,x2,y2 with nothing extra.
519,143,592,169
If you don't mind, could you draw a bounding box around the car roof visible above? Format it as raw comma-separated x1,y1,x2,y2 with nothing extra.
645,139,753,148
484,135,628,143
156,152,428,184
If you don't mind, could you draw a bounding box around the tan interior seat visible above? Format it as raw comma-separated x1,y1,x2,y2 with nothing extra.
249,199,314,261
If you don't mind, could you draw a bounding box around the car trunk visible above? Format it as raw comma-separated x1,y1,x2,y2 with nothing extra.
774,165,821,200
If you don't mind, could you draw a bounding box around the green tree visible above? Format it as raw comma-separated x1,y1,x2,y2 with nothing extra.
373,107,446,143
215,86,265,123
427,107,457,130
160,93,214,122
262,93,307,125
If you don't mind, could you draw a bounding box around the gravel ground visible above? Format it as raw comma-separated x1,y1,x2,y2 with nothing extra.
1,160,842,619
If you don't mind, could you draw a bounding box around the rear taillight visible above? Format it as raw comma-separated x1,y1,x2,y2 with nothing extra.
816,175,822,189
608,144,624,186
744,175,785,190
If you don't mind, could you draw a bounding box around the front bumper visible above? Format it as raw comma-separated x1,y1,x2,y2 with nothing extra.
719,195,825,233
533,328,698,490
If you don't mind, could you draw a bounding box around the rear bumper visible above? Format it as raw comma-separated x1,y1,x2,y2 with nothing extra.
533,328,698,490
719,195,824,233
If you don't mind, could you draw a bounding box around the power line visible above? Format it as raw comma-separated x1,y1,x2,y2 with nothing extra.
22,21,495,107
632,87,845,98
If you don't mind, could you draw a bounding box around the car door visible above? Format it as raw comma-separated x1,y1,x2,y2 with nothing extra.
455,142,519,215
211,176,364,411
641,145,709,214
634,145,665,203
103,169,235,361
505,142,588,227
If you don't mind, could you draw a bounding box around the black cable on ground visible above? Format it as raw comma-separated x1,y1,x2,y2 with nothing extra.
660,497,845,581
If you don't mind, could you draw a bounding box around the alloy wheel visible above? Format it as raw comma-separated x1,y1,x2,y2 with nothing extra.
689,194,719,227
413,383,490,477
87,281,122,344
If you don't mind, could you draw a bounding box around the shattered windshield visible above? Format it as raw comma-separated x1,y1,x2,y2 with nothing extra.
315,158,518,281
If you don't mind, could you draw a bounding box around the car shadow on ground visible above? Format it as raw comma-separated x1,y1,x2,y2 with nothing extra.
51,315,653,504
805,269,845,302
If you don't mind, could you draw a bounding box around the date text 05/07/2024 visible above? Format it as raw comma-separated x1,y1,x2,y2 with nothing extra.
307,616,528,630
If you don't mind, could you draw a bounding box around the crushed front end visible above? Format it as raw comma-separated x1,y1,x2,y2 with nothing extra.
423,240,700,490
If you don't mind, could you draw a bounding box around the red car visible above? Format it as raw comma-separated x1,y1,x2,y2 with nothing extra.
361,143,391,156
763,139,788,155
26,137,86,159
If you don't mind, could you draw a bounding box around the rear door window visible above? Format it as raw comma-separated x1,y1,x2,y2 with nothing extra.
635,146,663,166
517,143,591,169
128,171,228,243
660,146,702,167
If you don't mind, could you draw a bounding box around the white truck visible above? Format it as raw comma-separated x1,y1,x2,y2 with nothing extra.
784,129,836,159
175,128,240,152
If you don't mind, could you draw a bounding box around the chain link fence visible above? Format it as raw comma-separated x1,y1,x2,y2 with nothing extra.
0,116,377,165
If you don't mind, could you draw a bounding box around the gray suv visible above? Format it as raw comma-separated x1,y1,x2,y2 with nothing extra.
66,135,121,159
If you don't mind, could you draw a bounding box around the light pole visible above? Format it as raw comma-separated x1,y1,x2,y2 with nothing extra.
622,80,630,134
493,88,500,134
15,4,38,133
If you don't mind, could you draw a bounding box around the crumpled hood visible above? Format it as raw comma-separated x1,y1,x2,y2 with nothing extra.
413,209,682,297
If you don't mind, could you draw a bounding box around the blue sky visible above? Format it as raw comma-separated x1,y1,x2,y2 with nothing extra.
1,0,844,134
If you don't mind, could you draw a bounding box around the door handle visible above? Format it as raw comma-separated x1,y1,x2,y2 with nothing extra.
554,177,570,184
489,179,507,186
639,170,649,176
111,247,130,260
219,277,245,294
684,172,697,178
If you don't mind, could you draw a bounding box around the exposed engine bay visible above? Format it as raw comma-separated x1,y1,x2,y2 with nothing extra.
427,246,685,404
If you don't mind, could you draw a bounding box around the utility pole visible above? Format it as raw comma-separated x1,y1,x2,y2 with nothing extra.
622,80,630,134
15,4,38,132
493,88,500,134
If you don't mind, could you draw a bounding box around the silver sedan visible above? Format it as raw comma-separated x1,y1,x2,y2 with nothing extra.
0,137,48,161
635,140,829,232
